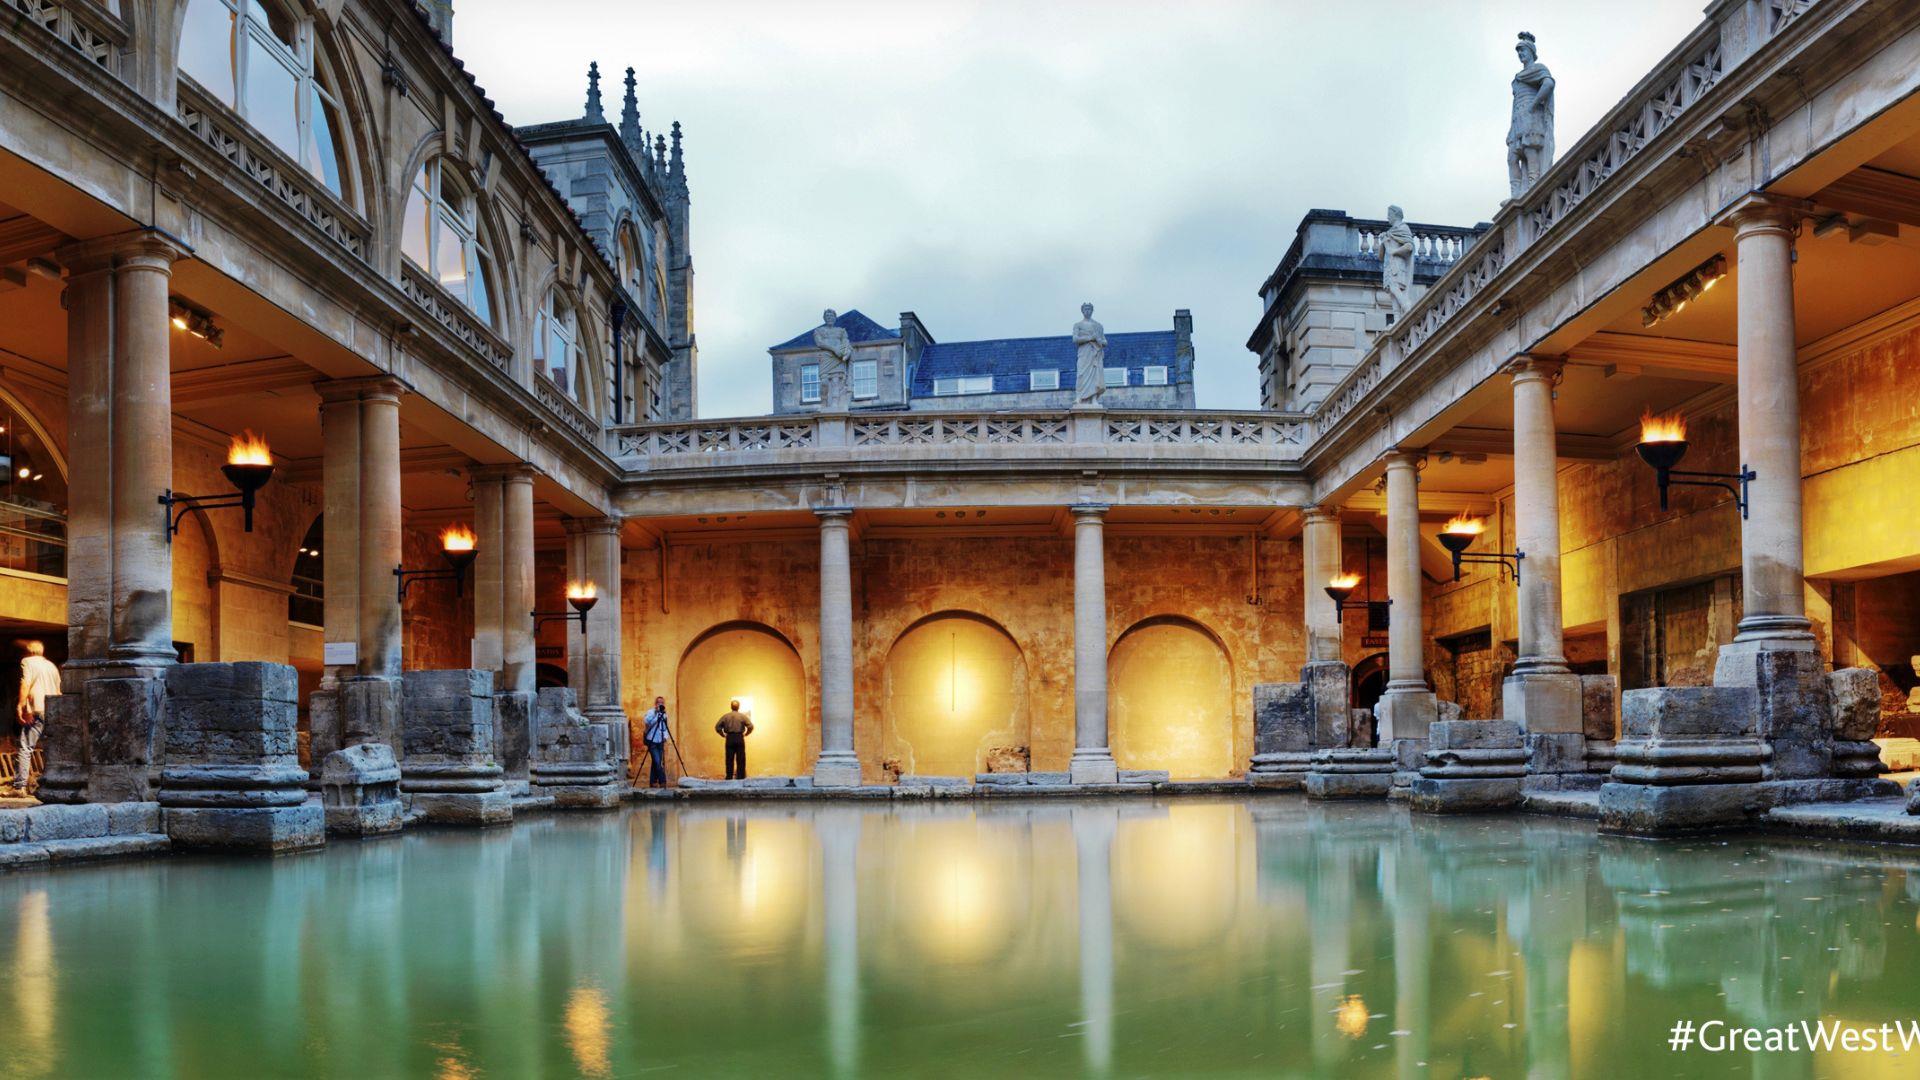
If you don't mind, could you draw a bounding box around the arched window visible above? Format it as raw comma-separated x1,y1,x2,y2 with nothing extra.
0,398,66,579
535,290,579,398
402,160,495,324
616,223,645,298
652,227,670,322
176,0,350,198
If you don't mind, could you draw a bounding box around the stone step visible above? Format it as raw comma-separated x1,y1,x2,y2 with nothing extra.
1,832,170,870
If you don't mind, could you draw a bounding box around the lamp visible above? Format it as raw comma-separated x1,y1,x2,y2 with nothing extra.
1437,514,1522,583
1641,254,1727,328
1635,410,1754,519
1323,573,1374,614
394,523,479,600
167,296,225,348
534,580,597,636
161,431,274,542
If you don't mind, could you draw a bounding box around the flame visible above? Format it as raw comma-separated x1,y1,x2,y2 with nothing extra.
440,524,476,552
1328,573,1361,590
227,430,272,466
1640,410,1686,443
1442,514,1486,536
566,581,598,601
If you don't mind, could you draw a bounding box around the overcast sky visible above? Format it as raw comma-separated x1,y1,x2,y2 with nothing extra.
457,0,1706,419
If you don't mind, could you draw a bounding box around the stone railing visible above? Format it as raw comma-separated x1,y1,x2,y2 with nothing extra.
3,0,123,75
612,408,1307,466
176,82,370,264
1356,225,1475,265
399,263,512,374
533,375,599,442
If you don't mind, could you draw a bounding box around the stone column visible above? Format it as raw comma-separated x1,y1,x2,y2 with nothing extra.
1375,452,1435,760
1717,195,1815,681
472,464,536,780
565,517,628,775
41,230,189,803
1505,358,1584,772
813,508,861,787
311,377,408,766
1070,503,1119,785
1301,506,1344,664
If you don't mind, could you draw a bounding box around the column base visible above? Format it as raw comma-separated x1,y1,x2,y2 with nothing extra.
1712,631,1815,688
1304,746,1396,799
166,804,326,853
813,750,862,788
410,790,513,826
321,743,404,836
1410,720,1527,813
1374,688,1436,742
1068,748,1118,786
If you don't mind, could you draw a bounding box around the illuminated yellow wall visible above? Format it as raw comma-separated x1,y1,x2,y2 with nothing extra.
883,613,1027,777
171,511,216,660
675,624,806,778
1109,617,1232,778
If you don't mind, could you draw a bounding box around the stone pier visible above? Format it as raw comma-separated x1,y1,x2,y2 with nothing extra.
531,687,623,809
400,669,511,826
1408,720,1527,813
158,662,324,853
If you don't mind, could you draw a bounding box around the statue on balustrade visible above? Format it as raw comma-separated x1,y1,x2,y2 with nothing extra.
1379,205,1417,317
1072,302,1108,406
1507,31,1556,199
812,309,852,410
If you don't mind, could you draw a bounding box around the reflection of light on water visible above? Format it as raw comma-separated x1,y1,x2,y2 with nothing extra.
13,890,52,1078
565,984,613,1078
1114,804,1241,950
682,819,811,951
900,822,1016,965
431,1041,475,1080
1335,995,1369,1039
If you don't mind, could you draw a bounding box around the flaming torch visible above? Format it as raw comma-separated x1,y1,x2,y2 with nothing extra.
163,430,274,541
1436,514,1521,583
1635,409,1754,518
395,521,480,600
1324,572,1363,609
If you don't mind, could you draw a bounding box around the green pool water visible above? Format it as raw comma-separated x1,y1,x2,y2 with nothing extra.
3,798,1920,1078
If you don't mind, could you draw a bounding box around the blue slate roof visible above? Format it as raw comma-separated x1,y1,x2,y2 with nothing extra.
770,309,899,351
909,331,1177,397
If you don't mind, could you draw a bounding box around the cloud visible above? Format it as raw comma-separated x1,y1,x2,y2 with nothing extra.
457,0,1706,417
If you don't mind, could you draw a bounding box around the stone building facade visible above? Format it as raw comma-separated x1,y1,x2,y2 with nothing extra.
768,309,1196,414
3,0,1920,834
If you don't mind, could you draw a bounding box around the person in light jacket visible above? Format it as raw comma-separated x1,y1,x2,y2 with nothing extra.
641,696,671,787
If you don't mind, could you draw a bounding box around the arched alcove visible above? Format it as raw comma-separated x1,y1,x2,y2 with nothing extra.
883,612,1028,778
676,622,806,778
1108,615,1232,778
170,506,219,662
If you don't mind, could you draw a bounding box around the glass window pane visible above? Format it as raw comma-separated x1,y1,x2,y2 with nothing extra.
801,365,821,403
247,0,294,49
433,213,466,293
244,31,301,156
305,84,344,195
178,0,237,107
470,250,494,325
852,360,878,399
400,179,430,268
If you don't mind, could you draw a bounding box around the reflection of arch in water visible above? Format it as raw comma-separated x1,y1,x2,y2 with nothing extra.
1108,615,1233,778
882,611,1028,777
676,622,807,778
1113,802,1247,951
877,811,1035,970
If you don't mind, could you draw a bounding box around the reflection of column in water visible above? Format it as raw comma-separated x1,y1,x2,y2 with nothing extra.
1389,835,1431,1080
11,890,53,1077
821,808,862,1078
1309,837,1354,1073
647,807,669,897
1073,805,1118,1078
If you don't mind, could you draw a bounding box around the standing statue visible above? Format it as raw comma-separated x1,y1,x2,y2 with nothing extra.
1506,31,1555,199
1072,302,1108,405
1378,205,1417,316
812,308,852,410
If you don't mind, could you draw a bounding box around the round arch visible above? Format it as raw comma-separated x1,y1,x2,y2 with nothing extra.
169,502,221,663
676,621,807,779
882,610,1028,778
1108,614,1233,778
1350,652,1389,735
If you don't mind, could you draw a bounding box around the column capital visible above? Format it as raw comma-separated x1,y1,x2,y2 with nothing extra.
56,227,193,275
1505,355,1564,383
1069,502,1110,522
316,375,409,406
469,462,538,485
1715,192,1812,236
1378,449,1424,471
814,506,855,524
1300,504,1342,525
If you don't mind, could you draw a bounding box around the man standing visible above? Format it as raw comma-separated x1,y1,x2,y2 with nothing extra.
641,696,671,788
11,641,59,797
715,699,754,780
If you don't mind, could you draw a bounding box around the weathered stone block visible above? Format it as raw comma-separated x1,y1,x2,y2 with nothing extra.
1435,699,1464,725
1068,751,1117,785
1622,685,1759,739
1430,720,1523,751
321,744,404,836
1527,732,1587,775
494,689,534,781
1375,690,1436,742
1303,661,1351,747
1117,769,1169,785
410,791,513,826
1907,779,1920,816
1828,669,1881,742
161,662,320,854
1580,675,1618,740
1504,670,1583,735
1408,775,1522,813
531,688,621,810
0,808,24,843
166,804,324,853
1252,680,1312,757
402,670,508,825
1599,780,1775,835
106,802,161,836
24,803,109,842
1305,746,1395,799
41,672,166,804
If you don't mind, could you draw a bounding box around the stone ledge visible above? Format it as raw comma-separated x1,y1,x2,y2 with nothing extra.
1,832,170,871
1762,797,1920,843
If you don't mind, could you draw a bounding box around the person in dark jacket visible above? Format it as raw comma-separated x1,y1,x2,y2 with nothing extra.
715,700,754,779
